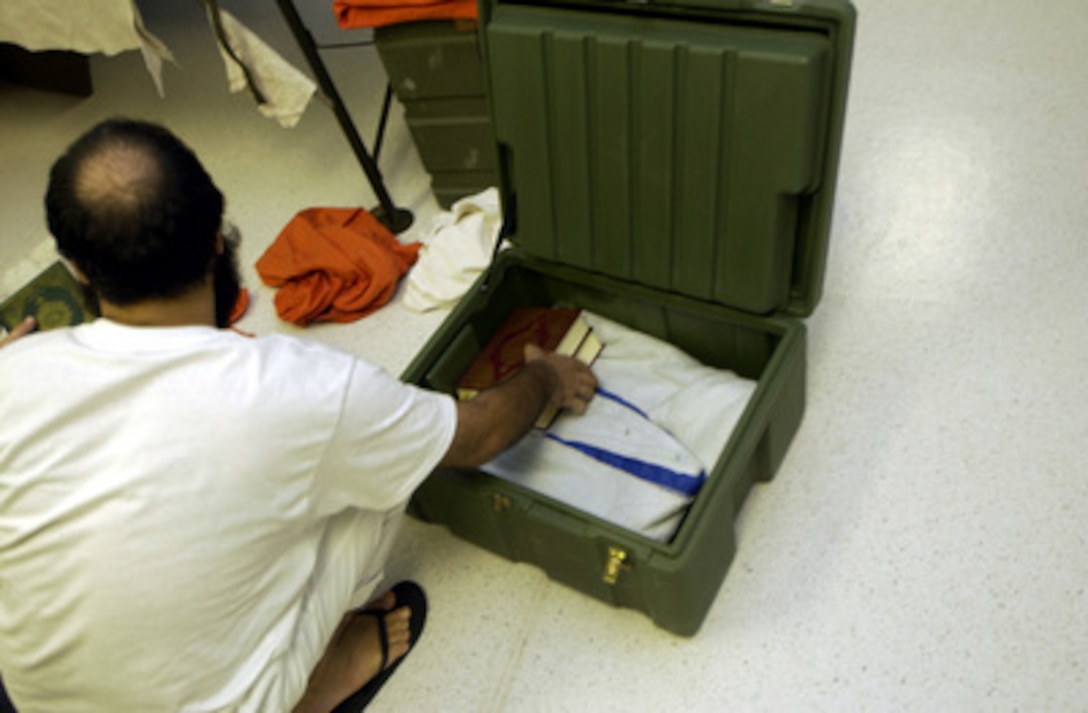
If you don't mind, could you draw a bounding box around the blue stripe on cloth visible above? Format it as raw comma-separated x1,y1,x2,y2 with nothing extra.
594,387,650,419
543,432,707,496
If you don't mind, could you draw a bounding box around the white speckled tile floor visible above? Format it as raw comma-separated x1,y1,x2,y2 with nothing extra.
2,0,1087,710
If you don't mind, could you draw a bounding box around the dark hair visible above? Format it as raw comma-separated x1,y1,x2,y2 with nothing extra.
45,118,224,305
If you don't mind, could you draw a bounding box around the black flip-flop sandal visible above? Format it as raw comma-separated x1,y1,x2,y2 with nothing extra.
331,581,428,712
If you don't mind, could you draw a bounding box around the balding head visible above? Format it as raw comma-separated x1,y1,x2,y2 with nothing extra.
46,119,224,306
73,140,163,216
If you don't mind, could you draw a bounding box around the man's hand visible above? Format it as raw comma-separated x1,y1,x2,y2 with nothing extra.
441,343,599,469
0,316,36,349
523,342,597,416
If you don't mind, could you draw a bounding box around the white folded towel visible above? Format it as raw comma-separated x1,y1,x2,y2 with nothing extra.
482,312,757,542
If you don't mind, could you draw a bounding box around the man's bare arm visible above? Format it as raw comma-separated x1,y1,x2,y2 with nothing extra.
0,317,36,349
440,344,597,469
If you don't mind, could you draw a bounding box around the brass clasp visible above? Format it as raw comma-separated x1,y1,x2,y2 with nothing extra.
602,546,629,585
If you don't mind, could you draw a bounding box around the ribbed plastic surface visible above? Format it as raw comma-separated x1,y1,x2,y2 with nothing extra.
375,21,487,99
375,21,500,206
488,4,846,315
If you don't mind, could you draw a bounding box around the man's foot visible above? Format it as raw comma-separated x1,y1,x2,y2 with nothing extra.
292,588,415,713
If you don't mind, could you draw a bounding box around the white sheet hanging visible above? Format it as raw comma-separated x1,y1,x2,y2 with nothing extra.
209,8,317,128
0,0,173,96
0,2,316,123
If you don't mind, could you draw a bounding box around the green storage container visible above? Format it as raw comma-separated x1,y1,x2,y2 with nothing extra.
405,108,496,172
430,170,500,208
402,0,855,635
375,21,499,206
375,20,488,99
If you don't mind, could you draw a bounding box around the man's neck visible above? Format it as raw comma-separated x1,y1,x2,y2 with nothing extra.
99,281,217,328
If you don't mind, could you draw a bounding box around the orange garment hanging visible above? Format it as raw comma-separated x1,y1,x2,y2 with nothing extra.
256,207,420,326
333,0,477,29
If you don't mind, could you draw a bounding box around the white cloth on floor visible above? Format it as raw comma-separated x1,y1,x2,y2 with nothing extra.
404,188,504,312
482,313,757,542
208,8,317,128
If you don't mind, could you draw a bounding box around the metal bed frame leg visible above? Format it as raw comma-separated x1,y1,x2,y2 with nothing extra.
274,0,413,234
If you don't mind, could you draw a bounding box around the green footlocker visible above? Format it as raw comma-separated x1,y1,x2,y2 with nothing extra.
375,21,500,206
402,0,855,636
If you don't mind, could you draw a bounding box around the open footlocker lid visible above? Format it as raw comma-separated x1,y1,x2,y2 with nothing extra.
481,0,856,317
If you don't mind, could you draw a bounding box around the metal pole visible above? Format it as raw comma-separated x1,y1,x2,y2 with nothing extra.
274,0,413,233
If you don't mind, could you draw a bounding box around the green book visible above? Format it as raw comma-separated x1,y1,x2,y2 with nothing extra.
0,261,99,333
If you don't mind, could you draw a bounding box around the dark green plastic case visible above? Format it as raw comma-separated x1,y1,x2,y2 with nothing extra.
374,21,500,206
401,0,855,635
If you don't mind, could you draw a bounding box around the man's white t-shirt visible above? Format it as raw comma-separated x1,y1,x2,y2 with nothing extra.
0,320,457,711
